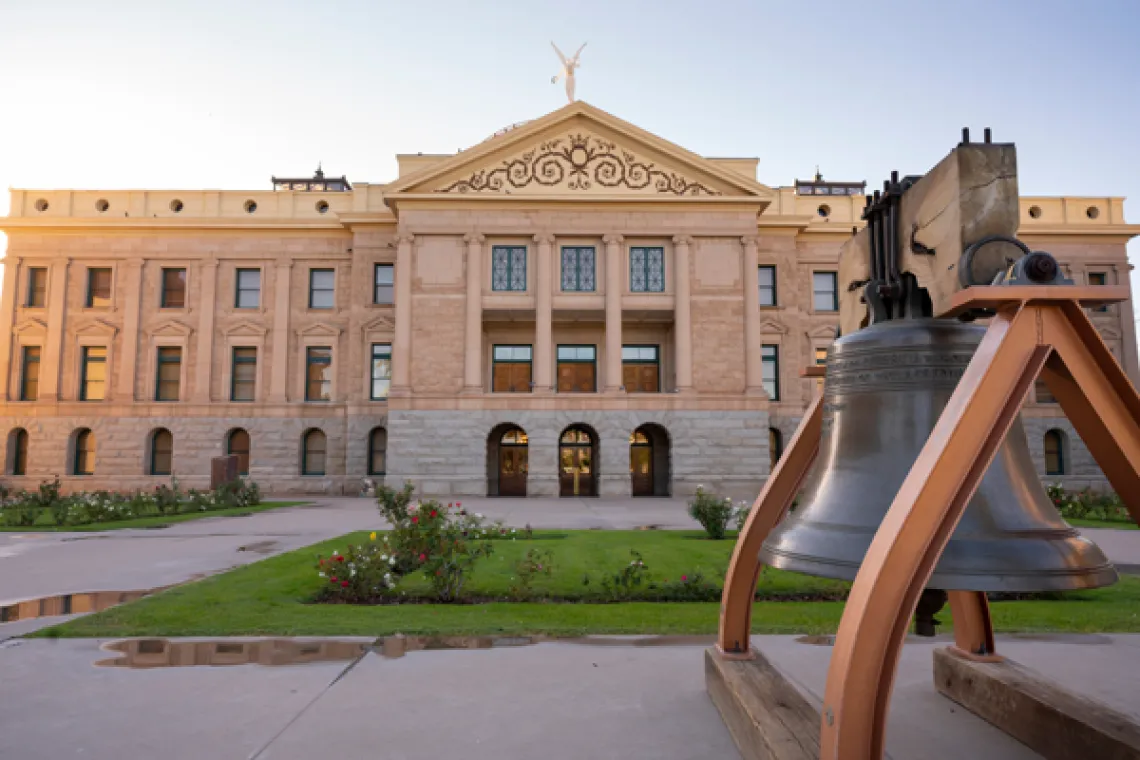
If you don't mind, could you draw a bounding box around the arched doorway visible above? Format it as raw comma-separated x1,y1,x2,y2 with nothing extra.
559,425,597,497
630,424,671,497
487,424,528,497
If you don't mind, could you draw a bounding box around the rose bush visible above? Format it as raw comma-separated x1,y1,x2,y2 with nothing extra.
688,486,738,539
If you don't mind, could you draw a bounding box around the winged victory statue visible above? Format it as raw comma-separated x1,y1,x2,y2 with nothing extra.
551,41,587,103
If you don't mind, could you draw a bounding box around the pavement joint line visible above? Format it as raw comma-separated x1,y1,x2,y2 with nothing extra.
247,646,375,760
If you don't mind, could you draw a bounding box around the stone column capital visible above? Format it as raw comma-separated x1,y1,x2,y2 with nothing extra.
603,233,624,246
533,233,556,245
672,235,693,247
274,256,294,270
52,256,73,269
741,236,760,250
124,257,146,269
201,256,220,269
395,232,415,246
464,232,485,245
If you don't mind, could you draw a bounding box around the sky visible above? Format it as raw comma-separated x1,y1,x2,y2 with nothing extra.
1,0,1138,294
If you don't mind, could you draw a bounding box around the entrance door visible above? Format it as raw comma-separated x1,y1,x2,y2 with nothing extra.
559,428,595,497
499,446,528,496
630,430,653,496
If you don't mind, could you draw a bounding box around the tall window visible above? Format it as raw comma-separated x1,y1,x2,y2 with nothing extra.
20,346,40,401
235,269,261,309
630,247,665,293
374,264,394,304
491,246,527,292
231,347,257,401
80,346,107,401
11,429,28,476
622,346,659,393
150,429,173,476
26,267,47,308
309,269,335,309
306,347,332,401
1088,272,1109,312
561,246,596,291
370,343,391,400
758,266,777,307
1044,429,1066,476
302,429,326,476
155,347,182,401
369,427,387,476
228,428,250,476
557,345,597,393
815,347,828,365
492,345,533,393
813,272,838,312
161,268,187,308
86,268,112,308
74,429,95,475
762,344,780,401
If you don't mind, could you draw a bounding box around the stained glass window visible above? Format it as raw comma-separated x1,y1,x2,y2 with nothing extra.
492,246,527,291
561,247,596,291
630,247,665,292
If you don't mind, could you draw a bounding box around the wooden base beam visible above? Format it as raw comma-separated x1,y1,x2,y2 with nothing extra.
933,647,1140,760
705,647,821,760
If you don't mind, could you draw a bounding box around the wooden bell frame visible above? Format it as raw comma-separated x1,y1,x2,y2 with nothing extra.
717,285,1140,758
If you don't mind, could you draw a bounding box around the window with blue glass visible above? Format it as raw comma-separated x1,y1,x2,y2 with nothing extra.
561,246,596,292
629,247,665,293
491,246,527,292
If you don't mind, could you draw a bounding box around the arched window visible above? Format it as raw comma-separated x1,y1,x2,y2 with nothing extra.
769,428,784,469
501,428,528,445
561,429,592,445
302,429,326,476
74,428,95,475
1044,429,1066,476
629,430,649,445
368,427,387,476
227,429,250,476
10,428,28,476
150,428,173,476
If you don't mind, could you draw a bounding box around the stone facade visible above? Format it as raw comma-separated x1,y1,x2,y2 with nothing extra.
1,101,1137,498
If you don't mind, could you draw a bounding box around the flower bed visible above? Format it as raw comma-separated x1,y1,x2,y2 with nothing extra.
0,477,261,528
1048,483,1134,525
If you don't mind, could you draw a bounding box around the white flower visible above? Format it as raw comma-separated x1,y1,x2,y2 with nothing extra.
475,513,483,519
318,572,326,578
389,557,396,565
381,554,388,561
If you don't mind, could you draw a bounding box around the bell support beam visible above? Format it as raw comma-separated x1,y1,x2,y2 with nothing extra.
946,591,998,662
820,304,1047,759
717,366,825,657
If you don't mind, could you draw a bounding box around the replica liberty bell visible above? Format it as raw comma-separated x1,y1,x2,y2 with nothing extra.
759,132,1117,630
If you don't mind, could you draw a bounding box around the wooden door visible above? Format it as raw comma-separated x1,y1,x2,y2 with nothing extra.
558,363,596,393
559,446,595,496
622,364,659,393
630,444,653,496
499,447,527,496
493,363,532,393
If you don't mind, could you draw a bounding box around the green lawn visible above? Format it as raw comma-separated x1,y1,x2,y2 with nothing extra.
1070,518,1138,530
35,529,1140,638
0,501,306,532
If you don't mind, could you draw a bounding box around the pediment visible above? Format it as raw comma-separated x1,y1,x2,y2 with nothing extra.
12,317,48,337
149,318,194,338
363,315,395,333
223,320,270,338
295,322,344,338
807,324,838,339
760,318,789,335
385,102,773,202
75,317,120,338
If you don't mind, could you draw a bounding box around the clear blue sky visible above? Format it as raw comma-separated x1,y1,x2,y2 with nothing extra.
1,0,1137,288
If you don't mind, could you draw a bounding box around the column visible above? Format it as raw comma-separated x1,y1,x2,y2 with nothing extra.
0,257,21,399
116,259,145,400
533,233,554,393
463,233,485,393
742,236,764,394
673,236,693,393
39,258,70,400
193,257,218,402
604,233,623,392
391,233,414,394
268,258,293,403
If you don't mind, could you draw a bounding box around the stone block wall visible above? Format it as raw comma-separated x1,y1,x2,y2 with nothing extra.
385,408,771,500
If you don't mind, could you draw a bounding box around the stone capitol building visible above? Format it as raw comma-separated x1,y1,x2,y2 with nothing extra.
1,102,1137,497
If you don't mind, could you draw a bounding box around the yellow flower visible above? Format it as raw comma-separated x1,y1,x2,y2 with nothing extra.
369,532,377,541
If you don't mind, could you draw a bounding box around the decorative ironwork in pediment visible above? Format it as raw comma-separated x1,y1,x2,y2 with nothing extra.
437,133,721,196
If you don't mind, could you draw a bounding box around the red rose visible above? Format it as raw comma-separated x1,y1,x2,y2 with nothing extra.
456,502,462,508
319,559,324,565
330,576,338,582
681,575,688,582
418,553,426,562
412,517,419,524
341,581,349,588
430,510,437,518
448,502,453,508
336,556,345,563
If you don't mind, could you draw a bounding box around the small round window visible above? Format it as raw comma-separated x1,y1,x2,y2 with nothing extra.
1028,205,1042,219
817,204,831,218
170,199,184,213
34,199,49,212
244,200,258,214
95,199,110,213
1086,206,1100,220
316,200,330,214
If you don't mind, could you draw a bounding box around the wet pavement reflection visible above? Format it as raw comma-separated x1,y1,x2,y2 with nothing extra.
0,588,170,623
